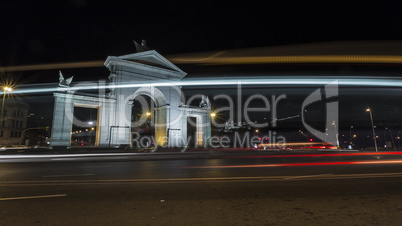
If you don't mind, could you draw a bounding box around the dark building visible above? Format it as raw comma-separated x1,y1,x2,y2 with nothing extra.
0,99,29,145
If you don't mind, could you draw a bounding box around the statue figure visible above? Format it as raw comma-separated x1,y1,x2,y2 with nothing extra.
205,96,211,108
199,95,211,109
58,70,73,87
134,39,150,52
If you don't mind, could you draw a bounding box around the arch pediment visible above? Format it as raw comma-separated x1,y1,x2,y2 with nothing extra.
104,50,187,80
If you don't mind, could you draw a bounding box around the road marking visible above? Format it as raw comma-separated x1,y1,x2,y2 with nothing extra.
284,173,334,180
42,173,94,178
0,194,67,201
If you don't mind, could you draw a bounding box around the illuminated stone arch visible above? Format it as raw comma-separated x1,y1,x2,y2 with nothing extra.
50,50,211,148
131,86,168,106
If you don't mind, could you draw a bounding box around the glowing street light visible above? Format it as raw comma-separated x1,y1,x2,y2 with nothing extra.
146,112,151,116
210,112,216,117
366,108,378,152
4,87,12,92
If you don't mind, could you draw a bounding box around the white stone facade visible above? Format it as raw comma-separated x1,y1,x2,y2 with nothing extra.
50,50,211,148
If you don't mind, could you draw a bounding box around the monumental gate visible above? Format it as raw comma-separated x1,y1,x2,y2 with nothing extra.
50,48,211,148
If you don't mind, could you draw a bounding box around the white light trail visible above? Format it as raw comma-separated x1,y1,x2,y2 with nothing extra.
3,76,402,95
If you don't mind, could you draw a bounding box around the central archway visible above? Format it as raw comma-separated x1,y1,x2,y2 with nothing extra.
130,87,168,147
131,95,154,147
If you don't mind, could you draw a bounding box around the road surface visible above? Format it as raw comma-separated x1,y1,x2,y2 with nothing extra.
1,151,402,225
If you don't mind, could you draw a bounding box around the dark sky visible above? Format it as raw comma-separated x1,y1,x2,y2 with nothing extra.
2,0,402,67
3,0,402,138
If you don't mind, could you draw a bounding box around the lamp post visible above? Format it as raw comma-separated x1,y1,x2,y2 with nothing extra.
1,87,12,124
349,126,353,145
332,121,340,149
366,108,378,152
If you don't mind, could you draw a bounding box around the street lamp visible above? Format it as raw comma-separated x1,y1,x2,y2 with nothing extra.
1,87,12,123
349,126,353,145
366,108,378,152
210,112,216,117
332,121,340,148
146,112,151,116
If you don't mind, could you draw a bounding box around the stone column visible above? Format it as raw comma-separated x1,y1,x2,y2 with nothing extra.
201,112,212,147
154,105,168,147
50,93,74,147
97,103,112,147
108,89,131,147
167,105,186,147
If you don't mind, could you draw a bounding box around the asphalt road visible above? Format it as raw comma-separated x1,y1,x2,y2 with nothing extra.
1,151,402,225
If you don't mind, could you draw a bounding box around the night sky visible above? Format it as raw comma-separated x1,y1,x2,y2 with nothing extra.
2,1,402,69
2,1,402,144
